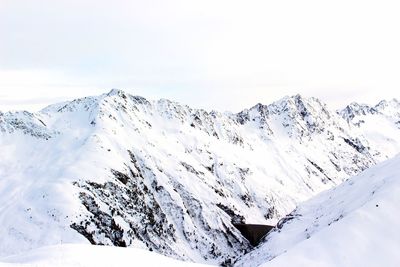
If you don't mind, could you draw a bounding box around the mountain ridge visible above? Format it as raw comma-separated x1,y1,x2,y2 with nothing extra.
0,89,399,265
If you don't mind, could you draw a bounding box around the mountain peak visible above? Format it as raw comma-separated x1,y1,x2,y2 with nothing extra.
375,98,400,118
375,98,400,110
267,94,328,120
106,88,127,97
339,102,378,121
340,98,400,122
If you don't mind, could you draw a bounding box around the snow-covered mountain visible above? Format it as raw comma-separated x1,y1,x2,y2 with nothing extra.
0,89,399,265
339,98,400,157
234,152,400,267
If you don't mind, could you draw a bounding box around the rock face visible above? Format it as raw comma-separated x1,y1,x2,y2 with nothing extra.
0,89,399,265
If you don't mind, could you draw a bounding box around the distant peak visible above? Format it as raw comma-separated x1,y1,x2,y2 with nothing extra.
340,102,378,121
285,94,305,101
343,102,368,112
107,88,128,97
249,103,266,110
270,94,325,110
276,94,316,104
293,93,303,101
376,98,400,108
291,94,309,106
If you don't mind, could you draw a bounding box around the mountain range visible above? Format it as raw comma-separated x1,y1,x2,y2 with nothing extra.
0,89,399,266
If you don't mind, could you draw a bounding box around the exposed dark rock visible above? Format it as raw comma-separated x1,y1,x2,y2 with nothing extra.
217,203,245,224
343,137,367,153
234,224,275,246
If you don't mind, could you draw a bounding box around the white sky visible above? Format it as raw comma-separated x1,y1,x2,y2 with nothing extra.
1,0,399,112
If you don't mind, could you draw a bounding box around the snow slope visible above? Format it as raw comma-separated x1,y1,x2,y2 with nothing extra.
235,153,400,267
0,90,399,265
0,244,210,267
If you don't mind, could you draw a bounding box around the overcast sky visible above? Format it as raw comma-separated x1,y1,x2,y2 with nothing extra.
1,0,399,112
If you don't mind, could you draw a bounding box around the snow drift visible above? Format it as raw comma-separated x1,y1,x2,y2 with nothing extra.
0,244,210,267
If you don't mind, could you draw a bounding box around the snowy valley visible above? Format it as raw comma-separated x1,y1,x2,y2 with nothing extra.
0,89,399,266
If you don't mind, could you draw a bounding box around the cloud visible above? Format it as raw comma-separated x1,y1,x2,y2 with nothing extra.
0,0,399,112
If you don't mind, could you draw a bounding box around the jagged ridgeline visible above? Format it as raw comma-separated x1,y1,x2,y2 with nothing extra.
0,89,399,265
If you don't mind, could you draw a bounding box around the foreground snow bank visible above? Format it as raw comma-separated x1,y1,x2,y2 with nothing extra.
0,244,212,267
236,153,400,267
